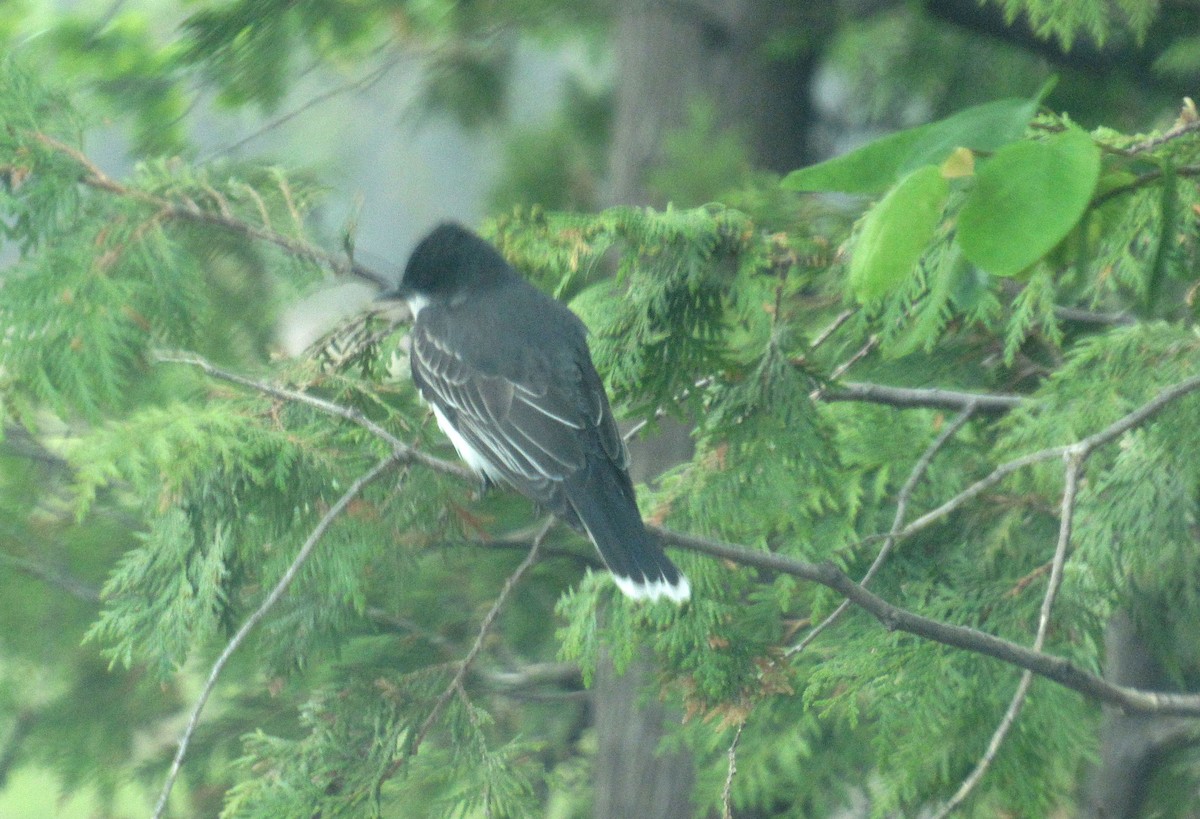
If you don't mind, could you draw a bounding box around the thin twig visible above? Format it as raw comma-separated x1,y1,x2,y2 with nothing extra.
411,517,552,754
1090,164,1200,208
1052,306,1135,327
788,404,975,656
0,550,101,602
200,50,406,161
811,335,879,401
31,132,391,289
1126,104,1200,154
721,720,746,819
151,453,406,819
153,350,472,482
808,308,857,352
622,376,713,443
823,382,1023,414
0,710,36,788
932,453,1082,817
896,373,1200,541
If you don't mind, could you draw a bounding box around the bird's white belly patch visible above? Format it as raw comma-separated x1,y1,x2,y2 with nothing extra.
430,403,499,479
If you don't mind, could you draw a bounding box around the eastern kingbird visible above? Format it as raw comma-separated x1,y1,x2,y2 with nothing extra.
381,223,690,603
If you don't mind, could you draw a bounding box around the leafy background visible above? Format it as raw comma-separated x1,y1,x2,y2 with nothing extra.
4,1,1200,817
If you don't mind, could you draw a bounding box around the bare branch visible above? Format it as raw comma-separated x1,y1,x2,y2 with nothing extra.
151,453,407,819
0,550,100,602
1124,102,1200,155
31,132,391,289
807,308,857,352
657,375,1200,715
1090,164,1200,208
201,49,406,161
477,662,583,695
1053,306,1135,327
1036,455,1082,648
810,335,879,401
721,720,746,819
411,517,553,754
153,350,472,482
789,404,976,656
897,373,1200,540
822,382,1023,414
0,710,36,789
932,453,1083,817
655,525,1200,716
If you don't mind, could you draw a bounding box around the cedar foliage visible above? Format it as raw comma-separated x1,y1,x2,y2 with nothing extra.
4,2,1200,817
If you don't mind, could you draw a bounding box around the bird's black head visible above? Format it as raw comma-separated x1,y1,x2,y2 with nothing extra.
380,222,512,303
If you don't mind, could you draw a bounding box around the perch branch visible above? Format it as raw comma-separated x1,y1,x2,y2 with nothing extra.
166,355,1200,720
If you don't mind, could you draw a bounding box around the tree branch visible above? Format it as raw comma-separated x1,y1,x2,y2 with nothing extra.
0,549,100,603
153,350,473,482
807,307,858,352
721,719,746,819
822,382,1024,414
896,373,1200,541
200,48,407,162
31,132,391,289
789,403,976,656
151,453,408,819
655,526,1200,716
1090,164,1200,209
377,518,556,786
932,453,1083,817
1053,305,1136,327
0,711,36,789
164,353,1200,716
477,661,582,691
810,335,879,399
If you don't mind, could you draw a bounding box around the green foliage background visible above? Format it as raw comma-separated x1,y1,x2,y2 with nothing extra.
4,0,1200,817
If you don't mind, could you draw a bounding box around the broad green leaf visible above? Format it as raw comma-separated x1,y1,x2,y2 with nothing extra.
957,128,1102,277
899,96,1042,172
848,165,949,303
782,125,935,195
783,95,1041,195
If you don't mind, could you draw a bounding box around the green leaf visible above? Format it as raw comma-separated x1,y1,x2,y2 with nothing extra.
783,125,936,195
848,165,949,303
782,95,1042,195
899,96,1043,172
957,128,1102,277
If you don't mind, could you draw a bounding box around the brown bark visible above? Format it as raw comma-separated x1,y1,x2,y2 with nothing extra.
1083,610,1200,818
606,0,825,207
591,2,833,817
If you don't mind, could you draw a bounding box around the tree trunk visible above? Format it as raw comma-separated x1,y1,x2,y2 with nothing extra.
1082,610,1200,818
591,2,832,816
606,0,822,209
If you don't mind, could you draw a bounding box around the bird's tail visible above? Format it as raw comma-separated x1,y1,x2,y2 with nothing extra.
564,467,690,603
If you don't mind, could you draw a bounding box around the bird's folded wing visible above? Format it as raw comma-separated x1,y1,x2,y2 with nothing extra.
411,324,590,490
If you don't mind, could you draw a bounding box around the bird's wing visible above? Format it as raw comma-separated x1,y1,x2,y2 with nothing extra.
578,353,630,471
410,320,592,496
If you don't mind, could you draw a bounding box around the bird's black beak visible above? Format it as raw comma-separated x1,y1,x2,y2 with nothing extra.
375,284,410,303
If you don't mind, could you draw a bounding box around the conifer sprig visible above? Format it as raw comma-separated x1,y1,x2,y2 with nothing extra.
152,452,409,819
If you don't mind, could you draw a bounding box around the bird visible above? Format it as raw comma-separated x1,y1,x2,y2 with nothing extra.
379,222,690,603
